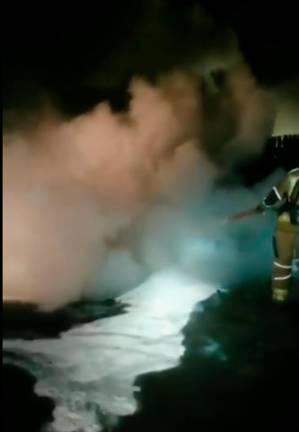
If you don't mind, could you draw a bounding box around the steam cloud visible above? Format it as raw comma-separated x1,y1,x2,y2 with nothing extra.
3,65,276,310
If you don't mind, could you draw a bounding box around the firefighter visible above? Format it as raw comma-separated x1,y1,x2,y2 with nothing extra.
256,168,299,303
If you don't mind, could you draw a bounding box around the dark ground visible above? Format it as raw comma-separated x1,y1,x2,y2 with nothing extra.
3,299,128,340
3,279,299,432
116,280,299,432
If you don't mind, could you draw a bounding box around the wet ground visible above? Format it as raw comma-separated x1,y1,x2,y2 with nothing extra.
116,281,299,431
3,279,299,432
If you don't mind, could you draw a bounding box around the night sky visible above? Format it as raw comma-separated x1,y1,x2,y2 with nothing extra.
4,1,299,118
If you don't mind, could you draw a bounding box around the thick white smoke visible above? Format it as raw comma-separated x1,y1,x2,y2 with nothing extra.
3,65,276,310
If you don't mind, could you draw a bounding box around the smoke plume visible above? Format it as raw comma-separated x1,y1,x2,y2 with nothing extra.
3,65,275,310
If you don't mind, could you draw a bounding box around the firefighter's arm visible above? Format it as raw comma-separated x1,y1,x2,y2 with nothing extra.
257,176,288,212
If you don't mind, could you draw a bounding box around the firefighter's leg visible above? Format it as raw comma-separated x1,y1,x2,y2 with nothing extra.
294,234,299,276
294,233,299,259
272,228,296,303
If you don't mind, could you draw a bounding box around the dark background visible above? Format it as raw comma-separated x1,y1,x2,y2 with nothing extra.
3,1,299,114
4,1,299,172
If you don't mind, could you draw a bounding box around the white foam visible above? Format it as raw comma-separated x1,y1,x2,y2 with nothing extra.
4,267,216,432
